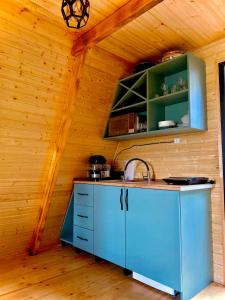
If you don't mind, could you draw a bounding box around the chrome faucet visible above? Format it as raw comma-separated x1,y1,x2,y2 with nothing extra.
124,157,151,183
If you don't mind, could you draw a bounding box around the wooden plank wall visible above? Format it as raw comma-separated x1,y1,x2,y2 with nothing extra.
0,1,76,257
0,2,130,258
111,39,225,285
39,47,131,250
2,0,225,286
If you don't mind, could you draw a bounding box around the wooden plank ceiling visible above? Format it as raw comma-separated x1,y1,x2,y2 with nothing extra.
71,0,164,55
97,0,225,63
25,0,130,34
21,0,225,63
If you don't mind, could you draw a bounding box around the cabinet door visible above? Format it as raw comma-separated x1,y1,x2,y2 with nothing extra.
126,188,181,291
94,185,125,267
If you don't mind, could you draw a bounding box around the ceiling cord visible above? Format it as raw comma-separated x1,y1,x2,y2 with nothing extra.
113,140,174,164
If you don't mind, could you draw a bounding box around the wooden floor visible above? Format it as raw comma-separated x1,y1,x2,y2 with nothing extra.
0,246,225,300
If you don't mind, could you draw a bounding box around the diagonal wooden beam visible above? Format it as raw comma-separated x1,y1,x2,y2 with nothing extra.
29,51,86,255
72,0,164,56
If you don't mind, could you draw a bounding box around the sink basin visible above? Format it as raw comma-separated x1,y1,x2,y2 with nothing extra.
123,180,150,184
101,179,150,184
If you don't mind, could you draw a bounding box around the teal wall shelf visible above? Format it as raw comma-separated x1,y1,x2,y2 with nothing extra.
104,52,206,140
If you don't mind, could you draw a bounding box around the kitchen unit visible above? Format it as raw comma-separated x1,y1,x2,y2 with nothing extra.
3,0,225,299
61,181,213,300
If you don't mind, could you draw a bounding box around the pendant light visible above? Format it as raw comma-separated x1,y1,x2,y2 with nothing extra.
61,0,90,29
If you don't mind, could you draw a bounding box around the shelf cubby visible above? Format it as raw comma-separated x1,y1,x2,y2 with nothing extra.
148,98,188,131
132,73,147,98
112,84,130,109
148,55,188,99
113,90,146,110
120,71,145,88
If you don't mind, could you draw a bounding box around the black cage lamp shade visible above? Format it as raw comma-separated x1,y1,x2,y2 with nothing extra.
61,0,90,29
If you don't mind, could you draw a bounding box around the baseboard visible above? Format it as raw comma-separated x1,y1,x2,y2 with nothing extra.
132,272,175,296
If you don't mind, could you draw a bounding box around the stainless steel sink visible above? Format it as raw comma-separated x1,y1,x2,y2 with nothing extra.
101,179,150,184
123,180,150,184
111,178,149,184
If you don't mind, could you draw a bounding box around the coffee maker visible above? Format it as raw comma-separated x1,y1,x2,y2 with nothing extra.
88,155,111,181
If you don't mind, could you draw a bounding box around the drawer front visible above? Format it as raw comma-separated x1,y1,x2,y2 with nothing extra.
74,184,93,207
73,226,93,254
74,205,93,230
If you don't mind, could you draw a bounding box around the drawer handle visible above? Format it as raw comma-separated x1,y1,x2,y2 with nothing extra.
77,193,89,196
77,214,88,219
77,236,88,242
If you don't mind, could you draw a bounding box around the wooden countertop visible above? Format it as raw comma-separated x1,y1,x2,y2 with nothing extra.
73,179,214,191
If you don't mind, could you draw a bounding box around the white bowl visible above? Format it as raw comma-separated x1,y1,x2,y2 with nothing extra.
158,120,176,128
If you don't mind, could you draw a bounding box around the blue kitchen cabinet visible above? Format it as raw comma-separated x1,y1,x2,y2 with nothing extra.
125,187,212,300
126,188,181,291
94,185,125,267
61,183,212,300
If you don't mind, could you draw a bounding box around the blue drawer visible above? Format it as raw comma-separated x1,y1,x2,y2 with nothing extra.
74,205,93,230
73,226,93,254
74,184,93,207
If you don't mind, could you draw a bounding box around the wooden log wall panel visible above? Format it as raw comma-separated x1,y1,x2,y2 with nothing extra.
39,47,131,249
109,38,225,284
30,52,86,255
0,2,76,257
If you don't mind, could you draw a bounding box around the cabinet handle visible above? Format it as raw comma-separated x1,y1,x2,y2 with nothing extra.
77,193,88,196
77,214,88,219
120,188,123,210
77,236,88,241
125,189,128,211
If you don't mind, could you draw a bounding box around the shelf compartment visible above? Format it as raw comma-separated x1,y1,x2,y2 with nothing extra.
105,103,147,138
130,90,146,101
148,97,189,131
113,90,146,110
120,71,145,89
148,55,188,99
131,73,147,98
112,84,130,109
148,70,188,99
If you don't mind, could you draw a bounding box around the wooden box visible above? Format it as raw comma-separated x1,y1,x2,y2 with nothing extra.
108,113,137,136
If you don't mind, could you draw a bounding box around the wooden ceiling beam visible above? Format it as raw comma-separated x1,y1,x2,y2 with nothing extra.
72,0,164,56
29,51,86,255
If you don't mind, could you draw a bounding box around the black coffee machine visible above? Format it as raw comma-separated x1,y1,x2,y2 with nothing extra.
89,155,110,181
